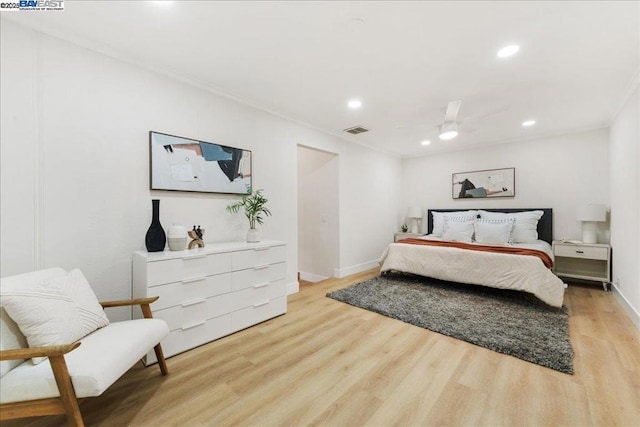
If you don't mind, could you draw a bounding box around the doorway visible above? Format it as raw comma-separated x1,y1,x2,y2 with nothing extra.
297,145,339,283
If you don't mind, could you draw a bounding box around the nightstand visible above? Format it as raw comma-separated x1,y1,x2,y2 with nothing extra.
394,232,423,242
552,241,611,291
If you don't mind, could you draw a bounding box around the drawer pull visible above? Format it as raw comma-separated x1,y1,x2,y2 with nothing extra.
253,300,270,308
184,255,206,260
253,282,269,289
183,276,206,284
575,250,584,254
253,247,269,252
253,264,269,270
182,299,206,308
182,320,205,330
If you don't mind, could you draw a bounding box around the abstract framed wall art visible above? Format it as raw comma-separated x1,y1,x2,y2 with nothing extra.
452,167,515,199
150,131,251,194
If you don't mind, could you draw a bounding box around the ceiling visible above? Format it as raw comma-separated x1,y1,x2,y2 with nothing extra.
4,1,639,157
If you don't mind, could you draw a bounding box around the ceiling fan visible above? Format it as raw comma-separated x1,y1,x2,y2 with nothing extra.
438,100,462,140
394,99,510,139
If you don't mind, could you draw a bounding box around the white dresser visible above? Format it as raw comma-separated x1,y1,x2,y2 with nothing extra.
132,240,287,364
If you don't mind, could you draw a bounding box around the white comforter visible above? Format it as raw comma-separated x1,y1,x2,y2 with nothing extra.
379,238,566,307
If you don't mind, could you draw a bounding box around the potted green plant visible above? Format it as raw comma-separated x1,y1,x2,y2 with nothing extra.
226,188,272,242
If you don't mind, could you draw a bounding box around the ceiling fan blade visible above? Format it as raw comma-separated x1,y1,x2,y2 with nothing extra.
460,123,478,133
476,105,511,120
444,100,462,123
395,123,439,130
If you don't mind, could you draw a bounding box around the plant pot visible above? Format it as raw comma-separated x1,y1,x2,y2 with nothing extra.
246,228,260,243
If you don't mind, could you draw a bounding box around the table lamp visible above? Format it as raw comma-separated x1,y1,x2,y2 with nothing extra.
407,206,423,234
576,204,606,244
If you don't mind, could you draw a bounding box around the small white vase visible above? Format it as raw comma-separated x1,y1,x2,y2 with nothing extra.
246,228,260,243
167,225,188,251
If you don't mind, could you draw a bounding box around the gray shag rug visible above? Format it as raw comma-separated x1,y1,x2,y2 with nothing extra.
327,273,573,374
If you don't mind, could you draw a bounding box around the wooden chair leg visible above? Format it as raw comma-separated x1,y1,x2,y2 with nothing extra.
140,303,169,376
154,343,169,376
48,354,84,427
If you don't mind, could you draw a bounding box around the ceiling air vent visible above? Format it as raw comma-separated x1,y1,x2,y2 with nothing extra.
344,125,369,135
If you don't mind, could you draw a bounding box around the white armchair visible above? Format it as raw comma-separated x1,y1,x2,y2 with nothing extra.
0,268,169,426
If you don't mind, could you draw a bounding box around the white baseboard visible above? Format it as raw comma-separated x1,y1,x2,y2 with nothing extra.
286,281,299,295
611,283,640,330
333,259,380,279
299,272,329,283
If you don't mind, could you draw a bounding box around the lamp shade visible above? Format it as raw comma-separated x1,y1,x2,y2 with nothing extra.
576,204,606,222
407,206,422,218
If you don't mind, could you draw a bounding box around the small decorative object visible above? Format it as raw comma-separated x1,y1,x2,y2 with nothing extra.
452,167,515,199
145,199,166,252
401,223,408,232
167,225,188,251
188,225,205,249
226,187,271,243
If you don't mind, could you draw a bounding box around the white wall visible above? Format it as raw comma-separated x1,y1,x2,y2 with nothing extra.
336,144,402,276
0,21,38,276
0,20,402,319
609,85,639,325
297,146,339,281
401,129,610,241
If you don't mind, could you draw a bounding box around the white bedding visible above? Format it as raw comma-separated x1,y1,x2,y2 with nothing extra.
379,236,566,307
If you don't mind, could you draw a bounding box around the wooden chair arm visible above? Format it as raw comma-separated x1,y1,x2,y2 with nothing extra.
100,296,159,308
0,343,85,425
0,342,81,361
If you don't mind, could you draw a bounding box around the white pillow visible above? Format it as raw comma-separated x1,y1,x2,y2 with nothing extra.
474,218,514,245
1,269,109,364
432,210,478,237
478,210,544,243
442,218,475,242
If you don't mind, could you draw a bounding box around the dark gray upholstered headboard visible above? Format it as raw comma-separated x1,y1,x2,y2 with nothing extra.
427,208,553,244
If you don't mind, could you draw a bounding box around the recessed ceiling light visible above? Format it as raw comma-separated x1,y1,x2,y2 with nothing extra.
497,44,520,58
347,99,362,109
421,140,431,146
522,120,536,127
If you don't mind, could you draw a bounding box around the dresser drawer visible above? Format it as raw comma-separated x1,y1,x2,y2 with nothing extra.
146,313,233,364
554,245,608,260
232,245,286,271
146,252,232,287
229,279,286,312
231,295,287,332
153,292,236,331
147,273,232,311
232,262,286,291
134,241,287,366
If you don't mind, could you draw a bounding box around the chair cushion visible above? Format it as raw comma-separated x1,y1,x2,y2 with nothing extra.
0,318,169,403
1,269,110,364
1,268,67,376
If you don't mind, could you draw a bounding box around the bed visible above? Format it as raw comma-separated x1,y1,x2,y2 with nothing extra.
379,208,566,307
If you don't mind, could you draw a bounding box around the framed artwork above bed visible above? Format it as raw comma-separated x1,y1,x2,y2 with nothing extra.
452,167,515,199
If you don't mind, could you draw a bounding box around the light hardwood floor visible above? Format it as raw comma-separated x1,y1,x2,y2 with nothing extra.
4,269,639,426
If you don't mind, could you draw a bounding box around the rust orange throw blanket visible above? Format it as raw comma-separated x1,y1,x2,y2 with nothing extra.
397,238,554,269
